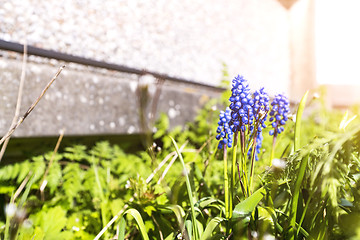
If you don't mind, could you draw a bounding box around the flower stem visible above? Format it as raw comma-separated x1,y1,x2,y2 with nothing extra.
249,133,257,194
230,132,238,218
241,151,249,197
236,161,246,196
223,147,230,219
239,129,249,196
271,133,277,162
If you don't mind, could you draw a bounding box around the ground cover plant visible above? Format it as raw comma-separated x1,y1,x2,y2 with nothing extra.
1,74,360,240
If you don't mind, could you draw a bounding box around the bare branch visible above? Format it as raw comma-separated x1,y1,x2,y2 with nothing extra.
0,42,28,162
0,65,65,147
94,141,189,240
40,128,65,200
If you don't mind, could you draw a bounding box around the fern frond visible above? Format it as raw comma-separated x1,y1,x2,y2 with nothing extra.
63,145,88,162
62,162,84,206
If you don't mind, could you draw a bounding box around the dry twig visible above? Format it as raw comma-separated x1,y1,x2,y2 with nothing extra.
0,65,65,147
0,43,28,162
40,128,65,200
94,141,188,240
157,141,188,184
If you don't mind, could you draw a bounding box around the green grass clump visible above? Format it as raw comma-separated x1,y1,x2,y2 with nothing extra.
1,89,360,240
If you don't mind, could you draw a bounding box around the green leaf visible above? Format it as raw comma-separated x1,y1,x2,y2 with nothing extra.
198,197,225,213
63,145,88,162
16,161,31,183
110,199,124,216
34,206,71,239
32,227,45,240
145,220,155,232
143,205,156,216
294,91,309,151
119,217,126,240
170,136,199,240
90,141,113,160
123,208,149,240
164,233,174,240
154,113,170,139
19,173,37,208
166,205,186,233
62,163,84,206
46,162,62,194
232,187,266,220
289,154,309,237
201,217,226,240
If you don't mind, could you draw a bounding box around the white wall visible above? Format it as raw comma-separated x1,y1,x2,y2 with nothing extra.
315,0,360,86
0,0,291,95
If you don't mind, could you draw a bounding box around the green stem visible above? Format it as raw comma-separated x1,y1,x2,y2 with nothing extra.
239,129,250,197
223,147,230,219
236,161,246,196
271,134,277,162
230,132,238,218
241,151,249,197
249,133,257,194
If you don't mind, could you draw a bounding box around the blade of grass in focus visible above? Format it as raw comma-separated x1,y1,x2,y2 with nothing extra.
170,136,199,240
289,91,309,239
120,209,149,240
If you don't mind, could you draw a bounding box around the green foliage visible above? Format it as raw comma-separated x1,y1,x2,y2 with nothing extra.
1,87,360,239
0,141,153,239
232,187,266,220
262,110,360,239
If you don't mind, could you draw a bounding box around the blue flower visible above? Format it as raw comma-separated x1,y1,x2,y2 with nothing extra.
229,75,254,133
216,107,233,149
252,87,270,133
247,131,263,161
269,93,290,136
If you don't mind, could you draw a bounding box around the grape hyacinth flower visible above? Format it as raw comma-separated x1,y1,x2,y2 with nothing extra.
269,93,290,136
215,73,292,202
247,88,269,161
228,75,254,133
216,107,233,149
252,87,270,133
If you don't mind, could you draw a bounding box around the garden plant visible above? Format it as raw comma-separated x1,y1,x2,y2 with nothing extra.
1,74,360,240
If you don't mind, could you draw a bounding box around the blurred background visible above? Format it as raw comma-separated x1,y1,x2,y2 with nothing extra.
0,0,359,141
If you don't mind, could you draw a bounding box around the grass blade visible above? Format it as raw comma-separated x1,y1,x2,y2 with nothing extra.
294,91,309,151
19,174,36,208
232,187,265,220
289,90,309,239
166,205,189,239
170,136,199,240
123,208,149,240
118,217,126,240
289,154,309,239
201,217,226,240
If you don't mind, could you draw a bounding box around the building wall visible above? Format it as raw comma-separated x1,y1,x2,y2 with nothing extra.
0,58,223,136
0,0,298,137
1,0,291,94
289,0,316,101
